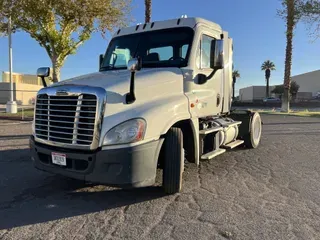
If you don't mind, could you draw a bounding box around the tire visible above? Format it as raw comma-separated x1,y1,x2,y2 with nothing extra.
243,112,262,149
162,127,184,194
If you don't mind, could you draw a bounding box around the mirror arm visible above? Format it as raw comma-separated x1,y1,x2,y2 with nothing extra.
40,76,47,87
125,71,136,104
206,68,218,80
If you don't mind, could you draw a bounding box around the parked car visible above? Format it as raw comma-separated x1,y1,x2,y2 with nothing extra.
263,97,281,103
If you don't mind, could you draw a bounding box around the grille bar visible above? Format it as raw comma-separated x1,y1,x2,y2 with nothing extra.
43,109,95,113
35,128,93,137
36,103,97,107
35,123,94,131
35,113,95,119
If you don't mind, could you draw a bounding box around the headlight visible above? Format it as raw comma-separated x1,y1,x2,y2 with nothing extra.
103,118,146,146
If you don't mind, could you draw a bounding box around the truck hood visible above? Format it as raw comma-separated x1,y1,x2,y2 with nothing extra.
51,68,186,121
52,68,183,93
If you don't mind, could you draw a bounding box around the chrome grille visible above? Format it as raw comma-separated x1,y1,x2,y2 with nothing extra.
35,94,97,146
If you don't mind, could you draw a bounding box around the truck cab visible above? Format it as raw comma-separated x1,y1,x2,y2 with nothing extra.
30,17,262,194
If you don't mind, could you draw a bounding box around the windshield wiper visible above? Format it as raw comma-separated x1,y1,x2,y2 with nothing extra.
100,65,127,71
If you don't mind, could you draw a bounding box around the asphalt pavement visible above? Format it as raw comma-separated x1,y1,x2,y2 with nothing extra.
0,115,320,240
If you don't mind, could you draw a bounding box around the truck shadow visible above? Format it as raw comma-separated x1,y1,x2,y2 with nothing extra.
0,149,166,230
263,121,320,126
0,134,31,140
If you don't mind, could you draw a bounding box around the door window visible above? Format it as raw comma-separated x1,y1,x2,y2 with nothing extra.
196,35,215,69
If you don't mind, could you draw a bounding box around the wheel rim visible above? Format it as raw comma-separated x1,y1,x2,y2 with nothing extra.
252,115,261,144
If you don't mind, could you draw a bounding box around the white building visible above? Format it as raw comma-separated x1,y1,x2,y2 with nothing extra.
239,86,275,102
291,70,320,97
0,71,47,105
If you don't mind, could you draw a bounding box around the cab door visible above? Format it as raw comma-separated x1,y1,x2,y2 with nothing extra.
185,30,224,118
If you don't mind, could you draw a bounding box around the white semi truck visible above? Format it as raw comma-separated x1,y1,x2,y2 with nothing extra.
30,17,262,194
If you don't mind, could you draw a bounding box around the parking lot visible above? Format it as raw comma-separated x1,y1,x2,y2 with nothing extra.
1,115,320,240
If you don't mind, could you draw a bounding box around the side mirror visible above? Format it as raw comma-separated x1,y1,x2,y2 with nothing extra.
210,40,224,69
127,57,142,72
37,67,50,87
99,54,104,69
37,67,50,77
197,73,207,84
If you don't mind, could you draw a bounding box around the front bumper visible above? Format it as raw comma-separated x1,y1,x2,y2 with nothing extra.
30,136,164,188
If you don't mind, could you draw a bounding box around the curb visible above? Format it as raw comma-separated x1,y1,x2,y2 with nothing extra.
0,116,33,121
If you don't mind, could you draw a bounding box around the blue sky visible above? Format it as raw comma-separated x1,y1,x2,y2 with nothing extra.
0,0,319,94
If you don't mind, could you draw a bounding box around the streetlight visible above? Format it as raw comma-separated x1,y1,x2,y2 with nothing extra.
6,15,17,113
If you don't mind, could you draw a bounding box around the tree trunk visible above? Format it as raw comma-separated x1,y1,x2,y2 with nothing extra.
281,0,294,113
266,77,270,98
145,0,152,23
232,81,235,101
51,57,63,83
52,64,61,83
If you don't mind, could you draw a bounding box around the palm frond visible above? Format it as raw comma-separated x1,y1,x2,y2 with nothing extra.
261,60,276,70
232,70,240,78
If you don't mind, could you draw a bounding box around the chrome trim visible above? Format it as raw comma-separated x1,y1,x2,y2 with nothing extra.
34,84,107,150
35,119,95,125
35,103,97,107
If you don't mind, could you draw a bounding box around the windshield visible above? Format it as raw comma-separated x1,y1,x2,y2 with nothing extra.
100,27,194,71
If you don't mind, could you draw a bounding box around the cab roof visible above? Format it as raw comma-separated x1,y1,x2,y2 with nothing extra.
113,17,222,37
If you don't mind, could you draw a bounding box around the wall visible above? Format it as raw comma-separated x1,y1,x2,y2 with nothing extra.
15,83,43,105
239,86,253,102
253,86,276,100
0,82,42,105
296,92,313,100
239,86,276,102
2,71,42,86
292,70,320,96
0,83,13,104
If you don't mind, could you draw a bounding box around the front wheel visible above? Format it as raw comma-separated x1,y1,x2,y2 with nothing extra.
162,127,184,194
243,112,262,149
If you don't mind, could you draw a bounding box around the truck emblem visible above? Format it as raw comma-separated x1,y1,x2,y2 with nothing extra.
56,89,69,96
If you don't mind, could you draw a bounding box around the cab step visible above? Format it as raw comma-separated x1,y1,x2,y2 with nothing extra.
222,139,244,149
221,121,242,128
199,126,223,135
201,148,226,160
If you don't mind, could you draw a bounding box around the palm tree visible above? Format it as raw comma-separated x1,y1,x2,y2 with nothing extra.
145,0,152,23
261,60,276,98
281,0,295,112
232,70,240,101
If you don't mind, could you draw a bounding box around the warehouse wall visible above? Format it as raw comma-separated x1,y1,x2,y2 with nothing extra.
239,86,253,102
2,71,42,85
0,83,13,104
239,86,276,102
292,70,320,96
0,82,42,105
253,86,276,100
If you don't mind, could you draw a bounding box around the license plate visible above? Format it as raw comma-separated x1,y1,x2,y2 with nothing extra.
52,152,67,166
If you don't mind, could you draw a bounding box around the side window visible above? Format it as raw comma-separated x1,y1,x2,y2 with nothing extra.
149,46,173,60
196,35,215,69
181,44,188,58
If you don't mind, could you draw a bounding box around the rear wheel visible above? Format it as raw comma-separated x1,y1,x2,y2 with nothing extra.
243,112,262,148
162,127,184,194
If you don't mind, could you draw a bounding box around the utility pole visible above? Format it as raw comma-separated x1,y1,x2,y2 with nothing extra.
6,15,17,113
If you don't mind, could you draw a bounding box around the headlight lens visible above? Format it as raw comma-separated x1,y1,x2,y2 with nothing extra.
103,119,146,146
